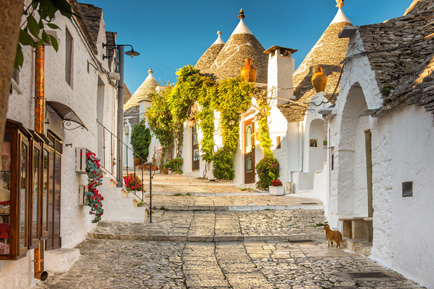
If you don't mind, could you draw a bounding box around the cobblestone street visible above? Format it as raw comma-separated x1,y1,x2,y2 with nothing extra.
35,189,424,289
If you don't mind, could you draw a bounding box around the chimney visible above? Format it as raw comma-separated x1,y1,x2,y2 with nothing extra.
264,46,297,106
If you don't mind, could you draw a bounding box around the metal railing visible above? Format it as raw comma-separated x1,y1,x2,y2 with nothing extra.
96,120,153,221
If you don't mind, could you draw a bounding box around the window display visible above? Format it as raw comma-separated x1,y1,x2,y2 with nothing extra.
0,133,11,255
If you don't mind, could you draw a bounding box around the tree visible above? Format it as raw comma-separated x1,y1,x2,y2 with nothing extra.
131,121,152,161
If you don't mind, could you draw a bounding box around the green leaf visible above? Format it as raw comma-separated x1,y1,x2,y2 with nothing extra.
19,29,35,46
47,23,60,30
41,30,51,45
51,0,73,17
49,34,58,51
27,15,40,37
14,45,24,71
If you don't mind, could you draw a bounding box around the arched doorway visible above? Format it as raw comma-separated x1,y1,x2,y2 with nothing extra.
308,118,327,174
336,83,373,241
338,84,371,216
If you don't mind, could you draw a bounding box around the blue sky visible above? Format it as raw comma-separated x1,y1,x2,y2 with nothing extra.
82,0,412,94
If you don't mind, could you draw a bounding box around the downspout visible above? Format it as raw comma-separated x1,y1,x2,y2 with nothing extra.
34,45,48,281
290,122,304,186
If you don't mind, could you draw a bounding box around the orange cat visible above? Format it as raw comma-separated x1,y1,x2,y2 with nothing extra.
323,224,343,248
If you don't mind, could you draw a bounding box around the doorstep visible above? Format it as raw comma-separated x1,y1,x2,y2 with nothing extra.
44,248,80,273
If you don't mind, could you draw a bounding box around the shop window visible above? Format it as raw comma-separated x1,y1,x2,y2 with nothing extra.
0,120,61,260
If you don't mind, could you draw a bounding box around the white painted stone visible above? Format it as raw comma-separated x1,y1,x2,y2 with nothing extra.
328,29,434,288
330,8,351,25
3,8,119,286
44,248,80,273
231,19,253,35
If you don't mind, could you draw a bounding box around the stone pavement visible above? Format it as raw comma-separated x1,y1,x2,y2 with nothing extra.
36,238,423,289
34,176,425,289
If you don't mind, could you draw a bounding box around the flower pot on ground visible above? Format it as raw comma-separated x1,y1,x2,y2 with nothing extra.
269,179,284,195
269,186,285,196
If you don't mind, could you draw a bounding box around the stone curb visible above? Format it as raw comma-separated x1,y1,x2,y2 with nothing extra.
88,232,318,243
155,205,323,211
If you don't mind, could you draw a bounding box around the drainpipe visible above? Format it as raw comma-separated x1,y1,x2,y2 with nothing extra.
34,45,48,281
290,122,304,187
35,45,45,134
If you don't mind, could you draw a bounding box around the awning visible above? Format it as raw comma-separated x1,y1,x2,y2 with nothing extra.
46,101,88,130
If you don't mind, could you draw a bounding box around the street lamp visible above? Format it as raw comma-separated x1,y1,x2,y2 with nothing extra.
103,43,140,187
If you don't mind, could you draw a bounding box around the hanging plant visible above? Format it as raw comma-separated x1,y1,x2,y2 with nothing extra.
85,151,104,223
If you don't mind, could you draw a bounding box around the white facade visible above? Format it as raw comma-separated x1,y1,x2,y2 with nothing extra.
1,7,119,288
327,30,434,288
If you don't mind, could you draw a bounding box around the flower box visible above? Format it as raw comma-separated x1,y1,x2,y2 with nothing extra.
269,186,285,196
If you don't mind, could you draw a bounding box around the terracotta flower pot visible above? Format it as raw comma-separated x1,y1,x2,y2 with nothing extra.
241,58,257,83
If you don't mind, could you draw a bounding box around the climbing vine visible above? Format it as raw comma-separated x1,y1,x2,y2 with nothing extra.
168,65,205,158
215,77,254,154
85,151,104,223
212,77,254,180
146,86,175,163
254,91,272,157
196,78,216,166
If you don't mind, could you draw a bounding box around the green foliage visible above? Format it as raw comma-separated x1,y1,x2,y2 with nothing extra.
255,92,272,157
131,120,152,161
168,65,204,158
215,77,254,154
256,156,280,189
146,86,175,162
16,0,73,70
196,78,217,164
162,157,183,174
212,147,235,180
85,151,104,223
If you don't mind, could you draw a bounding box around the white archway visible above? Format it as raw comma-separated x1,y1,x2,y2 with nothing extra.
336,83,370,217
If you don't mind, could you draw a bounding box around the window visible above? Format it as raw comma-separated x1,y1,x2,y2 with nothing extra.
276,136,281,149
65,28,73,86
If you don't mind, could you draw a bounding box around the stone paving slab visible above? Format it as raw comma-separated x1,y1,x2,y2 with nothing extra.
148,194,322,210
90,210,326,242
35,239,424,289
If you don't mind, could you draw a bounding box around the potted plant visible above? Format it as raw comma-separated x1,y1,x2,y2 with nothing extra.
269,179,284,196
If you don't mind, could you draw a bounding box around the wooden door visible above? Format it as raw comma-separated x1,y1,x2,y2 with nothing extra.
192,122,199,171
244,119,255,184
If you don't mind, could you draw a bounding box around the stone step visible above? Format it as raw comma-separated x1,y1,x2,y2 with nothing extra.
342,237,372,256
88,232,319,243
154,204,324,211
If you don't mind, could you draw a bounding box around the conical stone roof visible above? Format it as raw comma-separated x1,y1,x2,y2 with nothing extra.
195,31,225,73
278,4,353,122
124,69,159,111
208,9,268,83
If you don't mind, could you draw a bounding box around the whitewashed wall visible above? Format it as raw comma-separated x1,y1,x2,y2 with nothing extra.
329,30,434,288
2,9,117,287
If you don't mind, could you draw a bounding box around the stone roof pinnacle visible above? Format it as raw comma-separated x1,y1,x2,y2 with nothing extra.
213,31,225,45
231,9,253,35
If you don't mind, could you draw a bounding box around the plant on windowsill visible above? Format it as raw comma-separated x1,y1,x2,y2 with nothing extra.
85,151,104,223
